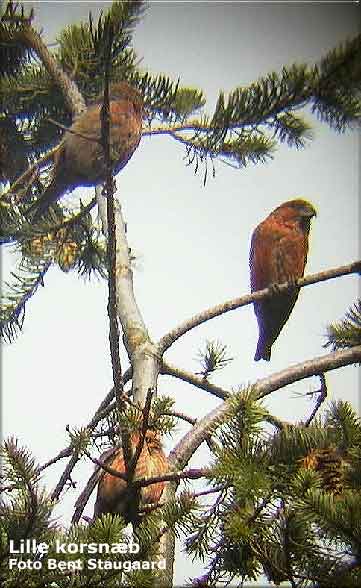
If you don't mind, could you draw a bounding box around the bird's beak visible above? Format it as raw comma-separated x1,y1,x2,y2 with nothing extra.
301,206,317,218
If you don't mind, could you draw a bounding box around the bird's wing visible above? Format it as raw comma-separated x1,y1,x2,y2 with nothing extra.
250,218,307,292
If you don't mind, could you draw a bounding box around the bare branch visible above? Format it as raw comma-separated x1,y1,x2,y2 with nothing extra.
132,467,210,489
96,185,159,406
163,410,197,425
158,261,361,353
161,361,229,400
100,64,126,433
51,453,79,502
71,466,102,525
83,448,126,481
304,373,328,427
47,372,132,496
191,484,227,499
168,346,361,470
46,116,102,144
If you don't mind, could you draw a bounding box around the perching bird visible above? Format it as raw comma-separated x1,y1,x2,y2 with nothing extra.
93,431,168,525
27,82,143,220
250,198,316,361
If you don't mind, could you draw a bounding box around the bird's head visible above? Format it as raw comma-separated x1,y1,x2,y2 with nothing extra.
274,198,317,234
129,430,163,454
144,430,163,453
95,82,143,114
110,82,143,117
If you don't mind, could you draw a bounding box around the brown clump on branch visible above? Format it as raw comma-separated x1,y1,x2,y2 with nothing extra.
300,446,349,496
93,430,168,525
27,82,143,220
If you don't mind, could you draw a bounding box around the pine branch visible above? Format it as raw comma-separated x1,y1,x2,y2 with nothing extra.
89,0,145,67
4,145,59,203
168,346,361,471
0,1,34,78
212,34,361,135
0,258,51,342
141,34,361,180
313,33,361,131
195,339,233,379
324,400,361,447
158,260,361,353
0,437,53,543
325,299,361,351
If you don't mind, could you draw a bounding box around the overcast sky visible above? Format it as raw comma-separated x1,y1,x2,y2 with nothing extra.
2,2,360,584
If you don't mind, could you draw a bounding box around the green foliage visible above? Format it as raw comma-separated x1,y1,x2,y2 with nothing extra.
0,439,192,587
325,299,361,351
0,438,55,568
324,401,361,457
89,0,145,68
95,395,177,452
1,3,360,341
195,339,233,379
313,33,361,131
58,1,144,98
187,400,361,587
1,5,360,586
0,255,52,342
273,111,314,148
0,2,34,79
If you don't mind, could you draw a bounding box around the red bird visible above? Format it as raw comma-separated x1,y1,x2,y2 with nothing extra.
249,199,316,361
93,431,168,525
27,82,143,220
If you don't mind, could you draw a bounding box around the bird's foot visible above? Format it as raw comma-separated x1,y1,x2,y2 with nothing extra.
284,277,299,294
269,278,299,296
269,282,281,296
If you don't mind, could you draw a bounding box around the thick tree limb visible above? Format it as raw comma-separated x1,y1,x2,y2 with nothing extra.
18,27,86,116
96,185,160,406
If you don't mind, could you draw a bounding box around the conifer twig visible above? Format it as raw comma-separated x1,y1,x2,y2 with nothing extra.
46,116,101,144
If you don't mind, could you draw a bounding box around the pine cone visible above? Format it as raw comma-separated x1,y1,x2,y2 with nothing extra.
300,446,346,495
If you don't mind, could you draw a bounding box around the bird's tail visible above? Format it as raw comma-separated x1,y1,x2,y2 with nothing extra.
25,176,66,221
254,337,271,362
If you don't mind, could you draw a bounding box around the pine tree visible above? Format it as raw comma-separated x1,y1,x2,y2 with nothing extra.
1,2,360,586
